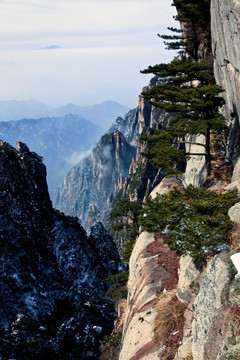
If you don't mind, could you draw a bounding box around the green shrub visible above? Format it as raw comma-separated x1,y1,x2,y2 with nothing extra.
105,270,129,300
139,185,239,258
109,198,142,261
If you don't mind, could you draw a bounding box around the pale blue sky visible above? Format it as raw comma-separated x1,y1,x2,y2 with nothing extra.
0,0,177,107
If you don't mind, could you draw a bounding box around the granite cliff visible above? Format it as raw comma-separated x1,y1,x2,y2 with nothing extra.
53,83,167,232
54,130,136,231
0,140,123,359
16,1,240,359
117,1,240,359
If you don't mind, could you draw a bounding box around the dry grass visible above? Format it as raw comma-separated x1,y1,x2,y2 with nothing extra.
183,351,193,360
230,224,240,251
153,291,187,359
116,299,127,330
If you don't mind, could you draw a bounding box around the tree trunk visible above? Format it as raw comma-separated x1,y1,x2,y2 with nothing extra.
205,128,211,174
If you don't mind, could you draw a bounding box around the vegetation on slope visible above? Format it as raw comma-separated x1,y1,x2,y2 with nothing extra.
106,1,239,357
139,185,238,258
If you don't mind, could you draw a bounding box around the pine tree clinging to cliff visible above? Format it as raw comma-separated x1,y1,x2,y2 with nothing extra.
140,0,225,176
141,58,226,175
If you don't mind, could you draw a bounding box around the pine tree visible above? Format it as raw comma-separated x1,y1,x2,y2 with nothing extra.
141,58,226,175
160,0,211,59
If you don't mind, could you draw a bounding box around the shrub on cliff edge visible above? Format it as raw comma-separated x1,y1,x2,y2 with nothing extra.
139,185,238,258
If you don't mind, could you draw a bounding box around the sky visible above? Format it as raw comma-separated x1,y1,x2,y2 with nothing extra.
0,0,177,108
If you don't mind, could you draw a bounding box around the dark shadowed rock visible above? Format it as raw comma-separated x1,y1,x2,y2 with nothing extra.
0,141,123,359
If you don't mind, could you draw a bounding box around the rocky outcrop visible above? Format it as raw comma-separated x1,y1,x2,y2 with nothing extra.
0,141,123,359
108,79,166,147
119,167,240,359
110,89,167,203
119,179,180,360
120,217,240,360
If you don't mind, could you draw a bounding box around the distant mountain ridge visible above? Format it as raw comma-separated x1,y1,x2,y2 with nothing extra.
53,87,166,232
0,114,103,197
52,101,130,129
0,99,130,129
0,99,53,122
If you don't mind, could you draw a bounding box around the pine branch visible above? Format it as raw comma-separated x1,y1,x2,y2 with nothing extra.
175,140,206,147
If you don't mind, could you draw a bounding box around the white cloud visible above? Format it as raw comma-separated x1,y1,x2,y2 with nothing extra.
0,0,177,47
0,0,177,107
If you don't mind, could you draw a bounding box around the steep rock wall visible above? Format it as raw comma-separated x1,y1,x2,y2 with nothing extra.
54,86,167,231
211,0,240,163
120,191,240,360
119,231,179,360
119,178,180,360
53,130,136,231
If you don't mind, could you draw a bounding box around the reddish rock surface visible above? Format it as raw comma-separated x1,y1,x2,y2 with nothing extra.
119,231,179,360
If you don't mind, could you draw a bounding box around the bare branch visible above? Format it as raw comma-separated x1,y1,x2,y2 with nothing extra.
186,153,207,156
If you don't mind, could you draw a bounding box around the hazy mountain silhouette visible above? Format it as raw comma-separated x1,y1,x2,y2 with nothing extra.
0,99,130,129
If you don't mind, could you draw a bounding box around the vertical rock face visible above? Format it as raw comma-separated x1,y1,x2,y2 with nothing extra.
54,130,136,230
192,252,240,360
108,79,167,148
119,181,180,360
0,141,123,359
119,231,179,360
211,0,240,163
54,88,167,231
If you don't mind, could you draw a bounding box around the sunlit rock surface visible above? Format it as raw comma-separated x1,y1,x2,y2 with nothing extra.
211,0,240,163
119,231,179,360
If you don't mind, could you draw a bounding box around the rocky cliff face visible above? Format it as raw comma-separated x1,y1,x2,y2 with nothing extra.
111,90,166,202
118,1,240,359
54,81,168,232
53,130,136,230
0,141,123,359
119,179,240,360
211,0,240,164
108,80,166,147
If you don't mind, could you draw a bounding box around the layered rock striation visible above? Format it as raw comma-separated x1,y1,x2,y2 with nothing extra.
0,141,123,359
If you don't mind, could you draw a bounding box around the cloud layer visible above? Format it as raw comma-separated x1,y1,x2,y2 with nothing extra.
0,0,177,107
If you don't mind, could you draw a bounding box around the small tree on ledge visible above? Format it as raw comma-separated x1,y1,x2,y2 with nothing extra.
141,58,227,176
